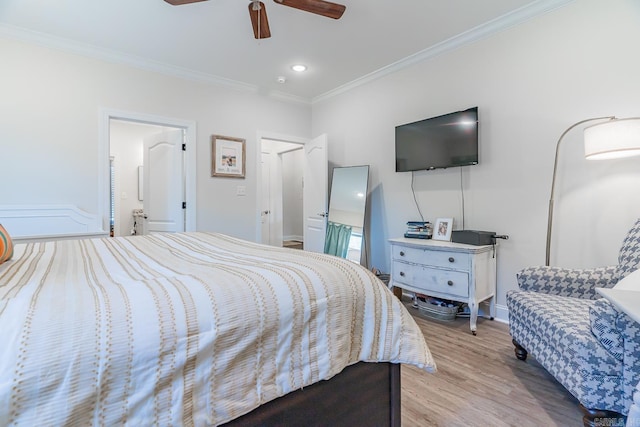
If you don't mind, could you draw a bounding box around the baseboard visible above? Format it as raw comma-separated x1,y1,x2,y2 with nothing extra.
493,304,509,324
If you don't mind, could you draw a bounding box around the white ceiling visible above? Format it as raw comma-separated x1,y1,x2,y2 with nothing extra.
0,0,571,103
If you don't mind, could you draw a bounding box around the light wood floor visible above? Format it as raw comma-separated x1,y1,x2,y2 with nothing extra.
402,306,584,427
283,240,303,250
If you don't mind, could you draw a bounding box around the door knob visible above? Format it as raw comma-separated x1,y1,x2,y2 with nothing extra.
317,212,328,217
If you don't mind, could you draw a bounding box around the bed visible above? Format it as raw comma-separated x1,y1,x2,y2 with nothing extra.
0,232,435,425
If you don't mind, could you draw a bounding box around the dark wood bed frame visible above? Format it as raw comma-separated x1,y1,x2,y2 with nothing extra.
222,362,401,427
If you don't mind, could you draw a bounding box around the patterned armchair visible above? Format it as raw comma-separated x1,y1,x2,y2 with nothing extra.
507,218,640,427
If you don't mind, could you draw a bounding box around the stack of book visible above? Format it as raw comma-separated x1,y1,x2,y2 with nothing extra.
404,221,432,239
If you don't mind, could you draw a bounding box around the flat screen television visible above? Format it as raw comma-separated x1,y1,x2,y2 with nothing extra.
395,107,478,172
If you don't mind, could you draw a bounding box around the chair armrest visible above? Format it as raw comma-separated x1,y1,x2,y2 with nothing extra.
618,311,640,414
516,265,618,299
590,300,640,413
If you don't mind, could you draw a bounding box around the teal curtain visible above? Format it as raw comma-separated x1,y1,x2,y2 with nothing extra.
324,221,352,258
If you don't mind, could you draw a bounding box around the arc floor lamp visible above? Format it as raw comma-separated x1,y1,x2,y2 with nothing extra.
546,116,640,266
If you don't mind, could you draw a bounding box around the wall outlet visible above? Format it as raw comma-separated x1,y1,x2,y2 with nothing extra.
236,186,246,196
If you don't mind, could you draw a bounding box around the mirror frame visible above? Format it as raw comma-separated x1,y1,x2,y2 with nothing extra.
325,165,370,265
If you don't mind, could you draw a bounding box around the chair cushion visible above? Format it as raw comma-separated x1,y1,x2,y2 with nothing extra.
507,290,621,376
590,298,624,361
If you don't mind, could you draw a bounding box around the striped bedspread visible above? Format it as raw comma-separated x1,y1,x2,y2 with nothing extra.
0,232,435,426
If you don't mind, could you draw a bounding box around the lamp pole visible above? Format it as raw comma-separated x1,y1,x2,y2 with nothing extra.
545,116,615,266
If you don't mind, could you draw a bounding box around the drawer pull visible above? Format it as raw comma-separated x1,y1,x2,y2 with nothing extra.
400,251,405,257
447,280,454,286
400,271,405,277
448,257,455,263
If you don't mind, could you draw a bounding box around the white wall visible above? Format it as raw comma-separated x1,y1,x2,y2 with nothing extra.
311,0,640,319
0,37,311,242
3,1,640,321
282,149,304,241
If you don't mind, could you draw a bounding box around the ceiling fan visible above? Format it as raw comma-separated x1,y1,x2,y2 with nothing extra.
164,0,346,39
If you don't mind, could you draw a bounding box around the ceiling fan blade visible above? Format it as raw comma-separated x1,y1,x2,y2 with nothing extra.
164,0,208,5
274,0,345,19
249,2,272,39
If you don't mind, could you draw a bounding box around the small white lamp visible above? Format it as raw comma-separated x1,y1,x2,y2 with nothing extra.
546,116,640,266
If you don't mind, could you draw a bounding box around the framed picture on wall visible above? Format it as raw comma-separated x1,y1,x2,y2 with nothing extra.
433,217,453,241
211,135,246,178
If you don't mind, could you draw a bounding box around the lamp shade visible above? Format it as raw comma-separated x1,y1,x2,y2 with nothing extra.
584,118,640,160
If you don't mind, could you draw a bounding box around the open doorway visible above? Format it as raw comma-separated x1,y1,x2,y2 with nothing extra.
110,120,183,237
100,108,197,237
261,138,304,248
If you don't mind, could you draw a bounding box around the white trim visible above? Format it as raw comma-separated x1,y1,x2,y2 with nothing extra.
255,131,310,243
13,232,109,244
99,108,197,233
493,303,510,324
266,90,311,106
0,204,105,240
0,0,572,105
0,23,257,94
312,0,574,104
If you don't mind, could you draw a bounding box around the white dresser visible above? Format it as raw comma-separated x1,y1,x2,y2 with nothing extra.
389,237,497,335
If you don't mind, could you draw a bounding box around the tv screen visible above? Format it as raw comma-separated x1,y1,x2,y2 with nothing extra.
395,107,478,172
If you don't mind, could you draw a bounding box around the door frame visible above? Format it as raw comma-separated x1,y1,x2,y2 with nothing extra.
255,130,309,244
99,108,197,233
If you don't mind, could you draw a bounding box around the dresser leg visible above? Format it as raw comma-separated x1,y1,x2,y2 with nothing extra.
469,301,478,335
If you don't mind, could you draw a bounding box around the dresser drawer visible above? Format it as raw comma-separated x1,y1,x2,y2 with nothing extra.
392,245,470,271
392,261,469,298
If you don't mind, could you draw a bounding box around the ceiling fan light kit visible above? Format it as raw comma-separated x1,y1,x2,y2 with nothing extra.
164,0,346,40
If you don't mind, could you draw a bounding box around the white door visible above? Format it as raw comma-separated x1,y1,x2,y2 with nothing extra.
260,152,271,243
143,129,185,234
303,134,328,253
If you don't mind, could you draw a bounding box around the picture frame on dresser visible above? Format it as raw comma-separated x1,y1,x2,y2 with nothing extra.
433,218,453,241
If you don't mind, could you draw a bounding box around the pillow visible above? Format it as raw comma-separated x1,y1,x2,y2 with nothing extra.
613,267,640,291
0,224,14,265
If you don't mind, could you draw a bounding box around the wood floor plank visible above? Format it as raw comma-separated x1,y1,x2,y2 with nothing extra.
402,305,583,426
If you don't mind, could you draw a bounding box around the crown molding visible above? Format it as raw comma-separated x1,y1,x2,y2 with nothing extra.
266,89,312,106
312,0,574,104
0,0,574,106
0,23,258,94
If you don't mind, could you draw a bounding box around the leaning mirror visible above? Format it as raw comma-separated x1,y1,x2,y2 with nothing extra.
324,165,369,264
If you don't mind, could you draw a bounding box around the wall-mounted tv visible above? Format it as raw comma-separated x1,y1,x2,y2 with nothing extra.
395,107,479,172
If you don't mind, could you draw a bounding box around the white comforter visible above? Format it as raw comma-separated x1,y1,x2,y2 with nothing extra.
0,232,435,426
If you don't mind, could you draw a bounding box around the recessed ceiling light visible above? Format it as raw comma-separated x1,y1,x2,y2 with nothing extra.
277,76,286,84
291,64,307,72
